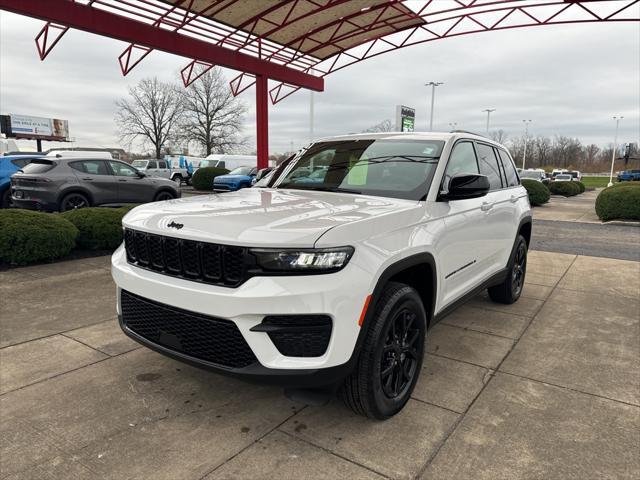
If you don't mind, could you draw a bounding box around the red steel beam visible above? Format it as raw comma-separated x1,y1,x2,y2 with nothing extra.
255,75,269,170
0,0,323,92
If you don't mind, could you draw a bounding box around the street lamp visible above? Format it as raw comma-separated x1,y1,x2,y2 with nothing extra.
482,109,496,133
425,82,444,131
608,116,623,187
449,122,458,131
522,119,532,170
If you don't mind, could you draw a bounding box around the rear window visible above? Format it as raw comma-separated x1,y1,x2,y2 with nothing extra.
20,160,56,174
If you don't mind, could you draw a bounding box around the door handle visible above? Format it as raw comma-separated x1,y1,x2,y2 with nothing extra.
481,202,494,211
118,179,128,182
81,177,93,181
510,195,518,203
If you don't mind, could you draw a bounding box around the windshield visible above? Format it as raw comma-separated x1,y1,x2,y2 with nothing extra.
275,139,444,200
229,166,255,176
131,160,148,169
556,175,572,180
199,159,218,168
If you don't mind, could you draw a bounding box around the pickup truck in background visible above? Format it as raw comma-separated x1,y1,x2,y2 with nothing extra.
617,169,640,182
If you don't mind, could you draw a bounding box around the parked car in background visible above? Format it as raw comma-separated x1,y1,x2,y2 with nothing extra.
213,166,257,192
617,169,640,181
131,159,188,185
0,154,44,207
202,154,257,172
251,167,273,186
253,157,294,188
11,157,180,211
554,174,574,182
567,170,582,181
518,169,548,184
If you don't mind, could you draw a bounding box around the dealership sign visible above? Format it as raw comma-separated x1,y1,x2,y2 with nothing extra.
0,114,70,141
395,105,415,132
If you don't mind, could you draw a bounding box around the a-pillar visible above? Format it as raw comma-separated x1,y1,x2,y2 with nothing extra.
255,74,268,169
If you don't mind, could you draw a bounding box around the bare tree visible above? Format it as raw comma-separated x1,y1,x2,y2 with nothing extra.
533,136,552,167
115,77,184,159
489,129,508,144
180,67,247,156
362,119,393,133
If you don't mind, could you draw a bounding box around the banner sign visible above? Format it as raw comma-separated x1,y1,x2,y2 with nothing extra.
395,105,415,132
1,114,70,141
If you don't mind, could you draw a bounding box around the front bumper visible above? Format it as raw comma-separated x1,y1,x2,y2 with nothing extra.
111,245,370,385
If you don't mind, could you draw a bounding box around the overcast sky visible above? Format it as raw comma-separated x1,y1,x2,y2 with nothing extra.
1,9,638,155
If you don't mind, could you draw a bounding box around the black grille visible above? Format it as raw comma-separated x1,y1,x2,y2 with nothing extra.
258,316,332,357
124,228,249,287
120,290,257,369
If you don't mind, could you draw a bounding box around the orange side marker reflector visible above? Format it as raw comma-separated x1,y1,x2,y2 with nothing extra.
358,295,372,327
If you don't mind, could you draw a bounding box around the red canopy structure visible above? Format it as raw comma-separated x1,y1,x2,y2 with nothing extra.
1,0,638,167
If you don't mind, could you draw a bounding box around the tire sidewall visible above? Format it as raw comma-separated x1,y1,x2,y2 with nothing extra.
508,235,528,300
60,192,89,212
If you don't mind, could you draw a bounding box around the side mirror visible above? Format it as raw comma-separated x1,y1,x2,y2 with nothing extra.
442,173,490,200
137,171,146,178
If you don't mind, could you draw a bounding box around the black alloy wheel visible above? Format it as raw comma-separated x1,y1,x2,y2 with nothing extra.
61,193,89,211
155,191,175,202
511,241,527,297
380,308,421,399
488,234,528,304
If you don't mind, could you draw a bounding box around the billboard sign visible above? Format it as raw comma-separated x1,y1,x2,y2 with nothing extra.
0,114,70,141
395,105,415,132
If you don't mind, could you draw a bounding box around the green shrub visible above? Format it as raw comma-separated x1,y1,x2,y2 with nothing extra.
549,181,580,197
521,179,550,206
575,181,585,193
191,167,229,191
595,183,640,221
61,207,130,250
0,210,78,265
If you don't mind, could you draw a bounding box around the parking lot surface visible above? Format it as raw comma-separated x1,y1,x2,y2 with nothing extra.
1,251,639,479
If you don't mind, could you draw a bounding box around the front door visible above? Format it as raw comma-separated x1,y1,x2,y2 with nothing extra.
108,161,155,203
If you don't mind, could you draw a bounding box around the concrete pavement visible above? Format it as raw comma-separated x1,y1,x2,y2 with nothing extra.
1,252,639,479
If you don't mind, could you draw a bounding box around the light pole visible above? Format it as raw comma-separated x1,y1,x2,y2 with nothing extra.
449,122,458,131
425,82,443,131
482,109,496,133
522,119,532,170
608,116,623,187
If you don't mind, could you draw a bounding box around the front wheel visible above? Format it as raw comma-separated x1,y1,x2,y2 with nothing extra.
154,190,176,202
340,282,426,419
488,234,527,304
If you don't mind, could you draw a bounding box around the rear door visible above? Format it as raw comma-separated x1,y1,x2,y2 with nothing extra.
108,160,155,203
475,142,514,272
435,140,495,309
69,160,119,204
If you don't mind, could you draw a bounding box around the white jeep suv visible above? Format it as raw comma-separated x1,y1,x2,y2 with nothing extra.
112,132,531,419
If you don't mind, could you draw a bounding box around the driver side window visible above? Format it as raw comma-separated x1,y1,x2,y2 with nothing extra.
443,141,479,189
109,161,138,177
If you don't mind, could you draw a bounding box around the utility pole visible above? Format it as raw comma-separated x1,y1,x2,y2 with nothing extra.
608,116,623,187
425,81,443,131
522,119,532,170
482,109,495,133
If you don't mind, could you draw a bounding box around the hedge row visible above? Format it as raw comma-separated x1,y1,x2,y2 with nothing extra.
549,181,582,196
521,179,550,206
0,206,134,266
595,182,640,221
191,167,229,191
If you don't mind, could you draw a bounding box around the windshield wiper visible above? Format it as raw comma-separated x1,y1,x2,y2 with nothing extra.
279,185,361,194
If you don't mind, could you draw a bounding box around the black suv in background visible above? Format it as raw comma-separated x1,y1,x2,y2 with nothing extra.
11,157,180,211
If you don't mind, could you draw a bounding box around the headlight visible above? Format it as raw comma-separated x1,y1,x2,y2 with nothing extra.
251,247,354,272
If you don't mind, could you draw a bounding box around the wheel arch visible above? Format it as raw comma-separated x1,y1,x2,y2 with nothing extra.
154,187,178,200
518,216,533,247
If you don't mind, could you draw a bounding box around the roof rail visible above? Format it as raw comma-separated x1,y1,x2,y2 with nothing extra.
449,129,487,138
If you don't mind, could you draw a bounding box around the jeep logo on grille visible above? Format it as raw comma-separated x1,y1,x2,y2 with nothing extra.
167,221,184,230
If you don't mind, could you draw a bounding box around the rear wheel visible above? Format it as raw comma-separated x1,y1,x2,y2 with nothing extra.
1,189,11,208
340,282,426,419
172,175,183,187
488,234,527,304
60,192,90,211
154,190,176,202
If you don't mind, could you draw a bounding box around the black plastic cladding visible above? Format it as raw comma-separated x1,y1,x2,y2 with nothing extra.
124,228,250,287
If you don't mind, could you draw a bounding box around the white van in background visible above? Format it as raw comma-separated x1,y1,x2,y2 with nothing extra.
200,154,257,171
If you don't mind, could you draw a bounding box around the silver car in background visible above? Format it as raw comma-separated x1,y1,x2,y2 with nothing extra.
11,157,180,212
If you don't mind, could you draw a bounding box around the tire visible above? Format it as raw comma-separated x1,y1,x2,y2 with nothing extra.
172,175,183,187
340,282,426,419
154,190,176,202
60,192,90,211
1,189,11,209
488,234,528,304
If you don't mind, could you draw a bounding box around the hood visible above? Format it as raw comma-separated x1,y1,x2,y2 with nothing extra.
123,188,420,247
214,174,251,183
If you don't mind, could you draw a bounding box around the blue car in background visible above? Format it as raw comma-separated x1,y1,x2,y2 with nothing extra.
213,166,257,192
0,154,44,207
617,169,640,182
